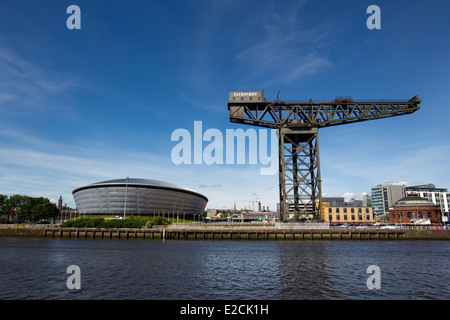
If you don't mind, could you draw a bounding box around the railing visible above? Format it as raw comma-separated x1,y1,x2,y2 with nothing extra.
274,222,330,230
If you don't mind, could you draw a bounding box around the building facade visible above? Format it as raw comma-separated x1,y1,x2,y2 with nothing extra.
371,184,405,216
72,178,208,219
405,184,449,223
322,206,374,225
322,197,345,207
389,194,442,224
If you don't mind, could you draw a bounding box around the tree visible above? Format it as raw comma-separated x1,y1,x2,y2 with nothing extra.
0,194,7,223
1,194,60,223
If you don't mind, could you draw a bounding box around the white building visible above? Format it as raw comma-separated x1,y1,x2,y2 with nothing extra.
405,184,449,223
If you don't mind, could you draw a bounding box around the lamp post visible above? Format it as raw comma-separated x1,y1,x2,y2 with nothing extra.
124,176,129,219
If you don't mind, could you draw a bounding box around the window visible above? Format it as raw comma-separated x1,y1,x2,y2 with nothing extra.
329,215,332,221
351,215,355,221
366,208,369,213
344,208,347,213
427,212,432,218
344,215,348,220
358,208,362,214
336,215,340,220
418,212,423,218
392,212,396,218
351,208,354,213
328,208,332,213
336,208,340,213
366,215,370,220
358,215,363,220
407,212,412,218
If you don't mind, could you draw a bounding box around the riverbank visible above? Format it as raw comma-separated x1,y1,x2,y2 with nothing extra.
0,225,449,240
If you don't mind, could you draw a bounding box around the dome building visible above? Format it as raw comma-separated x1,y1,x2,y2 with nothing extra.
389,193,442,224
72,178,208,219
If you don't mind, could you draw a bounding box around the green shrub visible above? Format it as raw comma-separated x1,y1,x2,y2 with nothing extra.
62,217,104,228
62,216,169,228
149,216,169,226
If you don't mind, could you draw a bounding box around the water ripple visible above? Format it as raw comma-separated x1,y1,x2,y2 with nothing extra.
0,238,448,300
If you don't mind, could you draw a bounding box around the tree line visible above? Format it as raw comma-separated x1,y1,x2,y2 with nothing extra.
0,194,60,223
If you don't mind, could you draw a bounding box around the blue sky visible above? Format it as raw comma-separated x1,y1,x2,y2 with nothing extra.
0,0,449,210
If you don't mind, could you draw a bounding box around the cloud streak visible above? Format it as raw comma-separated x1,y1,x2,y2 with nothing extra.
0,45,80,109
0,129,279,209
232,2,332,85
323,143,450,196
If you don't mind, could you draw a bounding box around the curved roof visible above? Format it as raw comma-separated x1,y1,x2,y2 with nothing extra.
72,178,208,201
394,194,436,207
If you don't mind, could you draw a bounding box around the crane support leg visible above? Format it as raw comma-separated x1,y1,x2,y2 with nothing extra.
279,128,323,222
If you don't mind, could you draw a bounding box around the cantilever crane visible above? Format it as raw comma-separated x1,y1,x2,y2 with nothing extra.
227,91,421,222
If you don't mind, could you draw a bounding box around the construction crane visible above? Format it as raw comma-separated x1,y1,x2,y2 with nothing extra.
228,90,421,222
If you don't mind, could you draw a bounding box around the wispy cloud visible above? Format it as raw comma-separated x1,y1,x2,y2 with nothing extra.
232,1,332,85
0,45,80,108
324,143,450,193
0,129,279,209
182,0,332,95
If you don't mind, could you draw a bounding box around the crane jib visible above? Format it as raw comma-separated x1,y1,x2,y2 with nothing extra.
227,91,420,222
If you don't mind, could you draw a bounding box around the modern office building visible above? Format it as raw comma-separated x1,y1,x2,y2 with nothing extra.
371,184,406,216
72,178,208,219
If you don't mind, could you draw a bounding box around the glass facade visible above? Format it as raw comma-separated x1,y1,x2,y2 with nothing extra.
371,184,405,216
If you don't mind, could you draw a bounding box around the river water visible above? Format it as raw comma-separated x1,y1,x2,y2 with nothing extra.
0,238,448,300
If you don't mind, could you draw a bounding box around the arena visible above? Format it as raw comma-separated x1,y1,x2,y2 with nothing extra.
72,178,208,219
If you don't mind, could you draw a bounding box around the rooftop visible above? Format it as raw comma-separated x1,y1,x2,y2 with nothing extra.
73,178,208,201
394,194,436,207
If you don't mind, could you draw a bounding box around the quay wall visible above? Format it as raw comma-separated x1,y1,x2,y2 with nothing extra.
0,226,449,240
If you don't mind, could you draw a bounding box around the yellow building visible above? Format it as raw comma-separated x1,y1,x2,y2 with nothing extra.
322,205,374,225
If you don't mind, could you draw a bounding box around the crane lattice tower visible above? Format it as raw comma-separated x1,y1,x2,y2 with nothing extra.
227,90,421,222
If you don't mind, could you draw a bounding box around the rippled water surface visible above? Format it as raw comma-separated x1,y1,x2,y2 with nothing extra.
0,238,448,300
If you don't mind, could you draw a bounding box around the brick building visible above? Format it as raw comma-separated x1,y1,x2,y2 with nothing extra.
389,194,442,224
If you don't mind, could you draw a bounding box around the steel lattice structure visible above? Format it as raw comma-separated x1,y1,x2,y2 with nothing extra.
228,92,421,221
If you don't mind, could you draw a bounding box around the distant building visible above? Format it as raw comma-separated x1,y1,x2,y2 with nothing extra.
322,205,374,225
362,193,371,207
58,195,63,211
405,184,449,223
322,197,345,207
371,184,405,216
389,194,442,224
230,211,279,223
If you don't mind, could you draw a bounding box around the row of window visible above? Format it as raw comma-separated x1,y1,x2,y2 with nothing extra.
327,207,371,214
391,211,440,218
328,215,372,222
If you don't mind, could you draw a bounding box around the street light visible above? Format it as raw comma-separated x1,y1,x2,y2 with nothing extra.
124,176,129,219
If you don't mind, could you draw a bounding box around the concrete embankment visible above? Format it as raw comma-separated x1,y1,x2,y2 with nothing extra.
0,226,449,240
